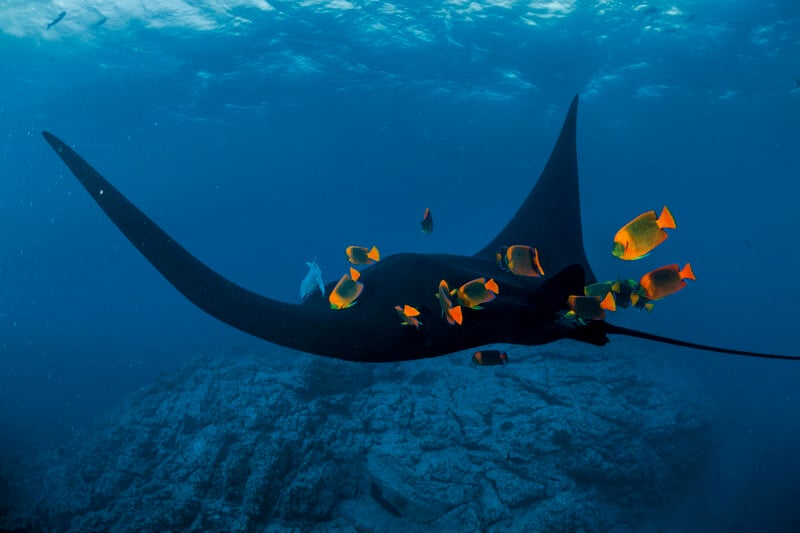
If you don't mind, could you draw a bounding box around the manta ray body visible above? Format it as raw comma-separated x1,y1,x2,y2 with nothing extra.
42,96,799,362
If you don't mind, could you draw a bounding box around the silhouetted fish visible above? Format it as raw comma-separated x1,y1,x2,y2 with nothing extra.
46,11,66,30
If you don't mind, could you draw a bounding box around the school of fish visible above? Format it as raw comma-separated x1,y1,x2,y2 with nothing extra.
301,205,696,361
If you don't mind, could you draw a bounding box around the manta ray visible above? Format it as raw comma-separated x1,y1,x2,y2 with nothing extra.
42,95,800,362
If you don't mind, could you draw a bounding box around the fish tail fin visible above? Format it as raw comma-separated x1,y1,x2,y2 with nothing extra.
533,248,545,275
450,306,463,325
349,267,361,281
368,246,380,262
680,262,695,280
486,278,499,294
600,291,616,311
658,205,676,229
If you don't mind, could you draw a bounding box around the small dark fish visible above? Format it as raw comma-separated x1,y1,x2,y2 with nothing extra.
472,350,508,366
435,280,463,325
420,207,433,234
395,304,422,329
91,16,108,28
46,11,66,31
610,279,644,309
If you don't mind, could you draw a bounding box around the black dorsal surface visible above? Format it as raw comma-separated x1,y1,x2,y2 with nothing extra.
473,95,594,284
42,96,800,362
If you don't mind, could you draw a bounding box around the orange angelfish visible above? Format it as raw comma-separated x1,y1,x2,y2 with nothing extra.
612,206,676,260
434,280,463,325
346,245,380,265
496,245,545,277
639,263,695,300
329,267,363,309
567,292,616,321
395,304,423,329
420,208,433,234
455,278,499,310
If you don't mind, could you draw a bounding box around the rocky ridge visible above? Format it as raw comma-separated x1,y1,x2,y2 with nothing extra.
2,342,711,531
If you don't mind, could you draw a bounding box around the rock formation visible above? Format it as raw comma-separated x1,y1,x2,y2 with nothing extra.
1,342,711,531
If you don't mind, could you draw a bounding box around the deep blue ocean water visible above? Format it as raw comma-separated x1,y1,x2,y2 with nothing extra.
1,0,799,529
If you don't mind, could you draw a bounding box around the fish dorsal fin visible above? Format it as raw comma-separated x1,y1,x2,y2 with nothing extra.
474,95,594,284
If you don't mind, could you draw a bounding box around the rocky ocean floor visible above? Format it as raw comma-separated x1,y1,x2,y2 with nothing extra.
1,342,713,532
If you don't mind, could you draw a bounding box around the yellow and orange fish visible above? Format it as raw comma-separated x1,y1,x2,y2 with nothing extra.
329,267,363,309
472,350,508,366
583,281,615,299
346,245,380,265
567,292,616,321
496,245,545,277
395,304,422,329
632,296,655,312
455,277,499,310
420,208,433,234
584,279,645,310
639,263,695,300
434,280,463,325
613,279,657,311
612,206,676,260
610,279,641,309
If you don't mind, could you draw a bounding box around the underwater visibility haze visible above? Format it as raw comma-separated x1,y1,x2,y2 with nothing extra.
1,0,800,530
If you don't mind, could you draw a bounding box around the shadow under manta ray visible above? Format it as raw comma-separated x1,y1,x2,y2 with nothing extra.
42,95,800,362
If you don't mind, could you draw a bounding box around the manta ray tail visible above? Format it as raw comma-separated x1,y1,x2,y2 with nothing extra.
605,323,800,361
474,94,593,283
41,131,304,347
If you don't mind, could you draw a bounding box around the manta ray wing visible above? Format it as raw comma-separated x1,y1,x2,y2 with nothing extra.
474,95,594,284
42,96,800,362
41,131,310,349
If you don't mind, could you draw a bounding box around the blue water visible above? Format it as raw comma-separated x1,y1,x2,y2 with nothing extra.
1,0,799,528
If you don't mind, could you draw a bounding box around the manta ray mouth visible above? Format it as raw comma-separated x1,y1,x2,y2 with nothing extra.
41,96,800,362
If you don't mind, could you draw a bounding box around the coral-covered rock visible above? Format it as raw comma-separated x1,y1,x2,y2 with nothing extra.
2,343,712,531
